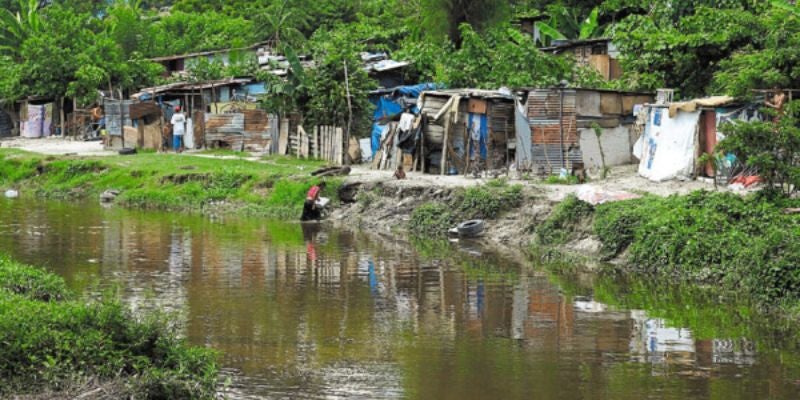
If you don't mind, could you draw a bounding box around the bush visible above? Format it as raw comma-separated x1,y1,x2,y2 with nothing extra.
454,184,522,220
408,182,524,237
536,195,594,245
588,191,800,307
409,203,456,237
717,101,800,197
0,255,218,398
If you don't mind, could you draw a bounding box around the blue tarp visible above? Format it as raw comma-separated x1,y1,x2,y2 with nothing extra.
369,83,440,156
468,113,488,160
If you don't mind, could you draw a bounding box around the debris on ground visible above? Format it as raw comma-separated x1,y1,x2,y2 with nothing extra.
100,189,121,203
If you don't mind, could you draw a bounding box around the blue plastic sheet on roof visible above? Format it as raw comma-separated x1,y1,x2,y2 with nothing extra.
369,83,440,155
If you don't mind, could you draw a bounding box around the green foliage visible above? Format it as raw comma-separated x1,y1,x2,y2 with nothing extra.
0,255,218,398
409,202,456,237
150,11,256,57
304,26,376,133
399,23,601,90
717,101,800,197
0,255,69,301
454,183,522,220
409,182,523,237
537,5,604,45
544,174,581,185
536,194,594,245
417,0,510,44
593,195,663,259
562,190,800,307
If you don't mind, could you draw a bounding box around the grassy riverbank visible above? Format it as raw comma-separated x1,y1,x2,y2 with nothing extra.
0,254,218,398
536,191,800,312
0,149,339,218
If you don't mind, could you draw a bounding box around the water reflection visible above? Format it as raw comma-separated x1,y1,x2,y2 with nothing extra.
0,198,798,399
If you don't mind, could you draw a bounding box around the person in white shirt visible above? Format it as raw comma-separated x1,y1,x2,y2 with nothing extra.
170,106,186,152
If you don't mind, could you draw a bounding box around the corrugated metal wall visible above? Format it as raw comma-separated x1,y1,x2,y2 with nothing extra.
527,89,582,174
205,110,275,153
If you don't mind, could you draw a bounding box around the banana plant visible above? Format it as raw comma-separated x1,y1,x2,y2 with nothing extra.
536,6,603,46
0,0,43,58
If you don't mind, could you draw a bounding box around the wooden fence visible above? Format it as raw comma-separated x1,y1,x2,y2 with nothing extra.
286,124,343,164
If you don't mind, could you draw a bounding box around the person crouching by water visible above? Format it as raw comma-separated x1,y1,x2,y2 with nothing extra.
301,181,327,221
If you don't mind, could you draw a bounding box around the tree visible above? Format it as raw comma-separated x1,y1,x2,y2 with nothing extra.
609,5,762,97
256,0,309,48
304,27,375,135
712,2,800,96
417,0,511,45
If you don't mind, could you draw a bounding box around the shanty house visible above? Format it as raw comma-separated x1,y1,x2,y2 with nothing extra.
416,89,517,175
521,88,653,175
635,95,765,182
541,39,622,80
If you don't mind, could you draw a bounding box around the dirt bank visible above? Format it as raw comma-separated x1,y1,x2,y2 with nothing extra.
330,164,721,257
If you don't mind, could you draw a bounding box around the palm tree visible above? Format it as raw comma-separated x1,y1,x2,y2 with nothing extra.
258,0,308,49
0,0,43,59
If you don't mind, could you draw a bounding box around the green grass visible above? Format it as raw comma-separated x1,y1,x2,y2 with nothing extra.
195,148,252,158
0,254,218,398
408,182,523,237
535,194,594,245
536,190,800,310
0,150,339,218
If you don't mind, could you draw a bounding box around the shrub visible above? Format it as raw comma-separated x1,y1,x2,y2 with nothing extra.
717,101,800,197
454,184,522,220
536,195,594,245
0,255,218,398
588,191,800,307
409,203,456,237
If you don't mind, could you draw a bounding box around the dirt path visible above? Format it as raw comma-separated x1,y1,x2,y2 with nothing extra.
0,137,115,157
345,164,718,201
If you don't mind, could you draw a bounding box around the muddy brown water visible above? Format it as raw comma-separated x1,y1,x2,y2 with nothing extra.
1,198,799,399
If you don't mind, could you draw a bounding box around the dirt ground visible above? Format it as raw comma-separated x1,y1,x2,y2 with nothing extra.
0,137,115,157
345,164,719,201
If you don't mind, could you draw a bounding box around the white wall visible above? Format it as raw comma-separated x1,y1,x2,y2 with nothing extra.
579,125,633,170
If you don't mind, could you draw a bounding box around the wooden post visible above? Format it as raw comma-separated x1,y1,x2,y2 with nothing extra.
343,62,353,165
421,122,426,173
441,112,451,175
336,127,343,165
72,98,77,137
59,97,65,137
314,126,319,159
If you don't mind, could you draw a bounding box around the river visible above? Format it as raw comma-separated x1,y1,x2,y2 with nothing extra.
1,198,798,399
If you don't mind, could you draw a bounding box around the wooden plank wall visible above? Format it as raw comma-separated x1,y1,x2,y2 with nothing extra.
288,124,343,164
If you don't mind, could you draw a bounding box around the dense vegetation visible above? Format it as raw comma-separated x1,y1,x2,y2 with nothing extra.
3,1,799,134
0,149,339,218
0,253,218,398
537,191,800,310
